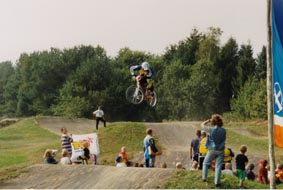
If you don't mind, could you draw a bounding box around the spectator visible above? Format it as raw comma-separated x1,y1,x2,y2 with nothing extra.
44,149,58,164
60,149,71,165
222,163,234,176
119,146,131,166
201,114,226,188
61,127,73,157
191,160,198,171
81,142,90,165
176,162,185,169
143,128,161,168
275,163,283,184
235,145,249,189
222,147,234,170
93,106,106,130
246,163,256,180
115,156,127,167
258,159,269,184
190,130,201,168
198,131,208,170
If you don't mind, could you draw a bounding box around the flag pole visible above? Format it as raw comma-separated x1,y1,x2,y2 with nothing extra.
267,0,275,189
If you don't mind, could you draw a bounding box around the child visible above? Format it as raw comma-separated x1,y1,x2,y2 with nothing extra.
119,146,131,166
222,163,234,176
43,149,58,164
235,145,248,189
275,163,283,184
191,160,198,171
60,149,71,165
246,163,256,180
115,156,127,167
176,162,185,169
258,159,269,184
82,142,90,164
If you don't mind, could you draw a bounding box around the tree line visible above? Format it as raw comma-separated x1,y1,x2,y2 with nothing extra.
0,27,267,121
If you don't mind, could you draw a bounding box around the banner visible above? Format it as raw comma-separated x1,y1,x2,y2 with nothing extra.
273,0,283,147
72,133,100,155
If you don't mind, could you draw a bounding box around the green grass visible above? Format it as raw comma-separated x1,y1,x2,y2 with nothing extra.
0,118,61,181
161,169,283,189
0,119,146,180
160,119,283,189
97,122,146,165
2,118,283,189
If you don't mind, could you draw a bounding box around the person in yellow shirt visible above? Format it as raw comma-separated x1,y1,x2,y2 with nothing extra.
222,147,234,170
199,131,208,170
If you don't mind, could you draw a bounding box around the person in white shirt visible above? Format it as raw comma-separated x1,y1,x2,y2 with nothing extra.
115,156,127,167
222,163,234,176
60,149,71,165
93,106,106,130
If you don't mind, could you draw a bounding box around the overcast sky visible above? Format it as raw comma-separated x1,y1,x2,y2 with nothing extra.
0,0,267,63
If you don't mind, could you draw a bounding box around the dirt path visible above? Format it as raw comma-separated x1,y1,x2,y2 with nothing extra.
0,118,267,189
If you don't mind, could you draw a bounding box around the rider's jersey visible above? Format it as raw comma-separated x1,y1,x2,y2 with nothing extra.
130,65,153,78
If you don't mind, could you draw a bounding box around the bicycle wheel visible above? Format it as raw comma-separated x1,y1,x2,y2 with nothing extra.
125,85,144,104
146,91,157,107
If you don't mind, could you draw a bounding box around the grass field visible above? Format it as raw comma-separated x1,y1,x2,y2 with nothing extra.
1,117,283,189
0,118,146,181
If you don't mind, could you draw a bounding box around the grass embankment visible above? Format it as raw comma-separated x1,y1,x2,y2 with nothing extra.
161,120,283,189
0,118,61,181
0,118,146,181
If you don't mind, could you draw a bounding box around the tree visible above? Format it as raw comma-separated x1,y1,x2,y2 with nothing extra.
0,61,15,116
232,44,256,96
163,28,203,65
217,38,239,112
157,60,191,120
255,46,267,80
187,27,222,119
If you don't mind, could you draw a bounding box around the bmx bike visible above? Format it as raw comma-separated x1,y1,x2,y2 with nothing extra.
125,76,157,107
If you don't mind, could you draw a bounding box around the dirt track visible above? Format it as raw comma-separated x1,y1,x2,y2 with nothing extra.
0,118,267,189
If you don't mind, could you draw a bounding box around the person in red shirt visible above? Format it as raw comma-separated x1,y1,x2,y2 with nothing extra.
258,159,269,184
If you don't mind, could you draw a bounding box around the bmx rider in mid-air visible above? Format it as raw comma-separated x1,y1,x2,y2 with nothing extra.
130,61,154,96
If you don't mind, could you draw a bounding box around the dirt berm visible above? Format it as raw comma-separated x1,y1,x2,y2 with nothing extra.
0,118,266,189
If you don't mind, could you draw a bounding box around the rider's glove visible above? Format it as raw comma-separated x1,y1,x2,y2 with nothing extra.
132,76,136,81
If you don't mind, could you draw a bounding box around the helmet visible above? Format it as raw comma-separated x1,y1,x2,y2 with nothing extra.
141,62,150,70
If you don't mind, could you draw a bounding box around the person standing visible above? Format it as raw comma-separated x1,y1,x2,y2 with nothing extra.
198,131,208,170
190,129,201,169
201,114,226,188
143,128,161,168
235,145,249,189
93,106,106,130
61,127,73,157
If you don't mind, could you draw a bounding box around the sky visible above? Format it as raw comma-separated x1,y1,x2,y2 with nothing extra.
0,0,267,63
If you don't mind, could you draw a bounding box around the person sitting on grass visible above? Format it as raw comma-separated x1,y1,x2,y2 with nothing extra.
60,149,71,165
222,163,234,176
258,159,269,184
275,163,283,184
119,146,132,166
246,163,256,181
44,149,58,164
115,156,127,167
